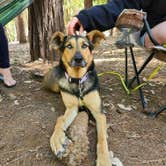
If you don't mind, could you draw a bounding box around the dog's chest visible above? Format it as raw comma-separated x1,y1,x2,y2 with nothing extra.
58,76,94,98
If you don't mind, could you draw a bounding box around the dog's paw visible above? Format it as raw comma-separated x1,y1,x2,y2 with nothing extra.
50,130,71,158
110,151,123,166
97,153,112,166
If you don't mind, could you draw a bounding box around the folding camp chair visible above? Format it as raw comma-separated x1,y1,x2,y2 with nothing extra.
115,9,166,118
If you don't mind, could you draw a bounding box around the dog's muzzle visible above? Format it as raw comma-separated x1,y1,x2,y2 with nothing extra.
70,52,87,67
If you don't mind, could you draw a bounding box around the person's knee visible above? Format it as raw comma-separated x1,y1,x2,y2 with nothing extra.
144,21,166,48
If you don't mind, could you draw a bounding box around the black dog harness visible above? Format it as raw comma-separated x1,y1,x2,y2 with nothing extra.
65,71,90,100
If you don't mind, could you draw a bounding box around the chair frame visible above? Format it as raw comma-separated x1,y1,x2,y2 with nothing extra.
116,11,166,118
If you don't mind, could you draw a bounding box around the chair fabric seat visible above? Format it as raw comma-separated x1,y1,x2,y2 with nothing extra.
0,0,33,26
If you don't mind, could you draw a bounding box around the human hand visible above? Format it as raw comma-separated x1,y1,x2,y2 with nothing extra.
67,17,84,35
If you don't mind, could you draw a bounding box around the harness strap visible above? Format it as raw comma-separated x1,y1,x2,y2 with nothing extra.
65,71,90,100
65,71,89,84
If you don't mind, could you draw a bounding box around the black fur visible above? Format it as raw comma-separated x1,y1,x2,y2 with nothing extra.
54,60,99,99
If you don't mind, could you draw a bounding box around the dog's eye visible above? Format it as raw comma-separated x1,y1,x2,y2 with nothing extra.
66,44,73,49
82,43,88,49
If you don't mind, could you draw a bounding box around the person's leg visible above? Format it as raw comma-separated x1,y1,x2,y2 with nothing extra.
0,24,16,87
144,21,166,48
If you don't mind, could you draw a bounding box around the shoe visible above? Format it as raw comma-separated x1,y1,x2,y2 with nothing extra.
0,74,16,88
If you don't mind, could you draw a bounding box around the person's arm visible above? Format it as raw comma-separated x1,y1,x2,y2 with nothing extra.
77,0,142,32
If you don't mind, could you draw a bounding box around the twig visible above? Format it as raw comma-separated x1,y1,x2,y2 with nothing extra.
5,153,29,166
4,146,42,165
142,157,166,164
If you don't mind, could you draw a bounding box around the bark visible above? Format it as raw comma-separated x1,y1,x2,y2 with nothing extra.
84,0,93,9
62,112,89,166
28,0,64,61
16,13,27,43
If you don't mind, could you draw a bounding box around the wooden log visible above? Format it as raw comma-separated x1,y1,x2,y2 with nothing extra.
61,111,89,166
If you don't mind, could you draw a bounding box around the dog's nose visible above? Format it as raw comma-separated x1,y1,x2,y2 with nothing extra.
74,52,83,63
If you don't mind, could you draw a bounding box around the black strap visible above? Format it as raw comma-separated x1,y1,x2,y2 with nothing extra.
143,16,160,46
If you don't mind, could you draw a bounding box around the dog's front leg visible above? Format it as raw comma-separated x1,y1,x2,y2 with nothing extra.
50,92,79,158
84,90,112,166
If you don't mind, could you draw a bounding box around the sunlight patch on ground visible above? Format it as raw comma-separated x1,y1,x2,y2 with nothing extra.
94,58,124,63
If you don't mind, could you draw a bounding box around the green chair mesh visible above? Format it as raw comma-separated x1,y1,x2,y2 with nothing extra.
0,0,33,26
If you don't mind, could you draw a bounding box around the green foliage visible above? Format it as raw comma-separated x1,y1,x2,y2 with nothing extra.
5,19,17,42
5,9,28,42
63,0,83,25
64,0,107,25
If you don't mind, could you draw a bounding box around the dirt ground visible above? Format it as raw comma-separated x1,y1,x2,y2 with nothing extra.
0,35,166,166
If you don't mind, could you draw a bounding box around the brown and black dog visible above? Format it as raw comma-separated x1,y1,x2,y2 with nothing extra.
43,30,112,166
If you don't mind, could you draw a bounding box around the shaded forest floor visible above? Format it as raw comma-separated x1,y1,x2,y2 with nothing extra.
0,35,166,166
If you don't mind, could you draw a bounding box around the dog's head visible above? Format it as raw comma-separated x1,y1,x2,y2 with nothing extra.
50,30,105,77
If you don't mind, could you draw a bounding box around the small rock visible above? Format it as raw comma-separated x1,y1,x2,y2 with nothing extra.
132,105,137,110
109,88,113,91
109,151,123,166
35,152,43,160
103,102,110,107
41,124,46,129
126,132,141,139
143,77,147,81
8,93,17,100
51,107,55,112
14,100,19,105
121,99,126,103
149,83,155,87
150,90,155,95
117,104,132,111
20,133,24,137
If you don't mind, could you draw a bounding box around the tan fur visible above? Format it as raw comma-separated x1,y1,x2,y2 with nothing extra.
83,90,111,166
50,92,79,159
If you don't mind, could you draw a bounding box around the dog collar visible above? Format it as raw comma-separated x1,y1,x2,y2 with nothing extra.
65,71,90,100
65,72,89,84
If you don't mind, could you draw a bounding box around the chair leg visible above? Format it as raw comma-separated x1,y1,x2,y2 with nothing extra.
128,51,155,87
129,46,147,109
125,47,128,85
144,105,166,118
153,105,166,118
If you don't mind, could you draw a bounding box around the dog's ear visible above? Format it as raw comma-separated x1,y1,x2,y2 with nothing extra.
50,32,65,50
87,30,105,48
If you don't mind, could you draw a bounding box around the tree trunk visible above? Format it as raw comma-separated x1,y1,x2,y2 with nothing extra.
84,0,93,9
16,12,27,43
28,0,64,61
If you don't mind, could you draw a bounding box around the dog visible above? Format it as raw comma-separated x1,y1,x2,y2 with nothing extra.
43,30,112,166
